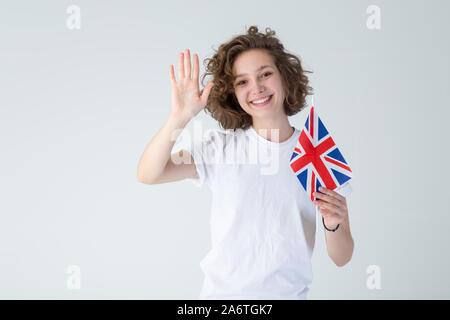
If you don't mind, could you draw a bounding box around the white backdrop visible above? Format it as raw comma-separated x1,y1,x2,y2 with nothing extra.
0,0,449,299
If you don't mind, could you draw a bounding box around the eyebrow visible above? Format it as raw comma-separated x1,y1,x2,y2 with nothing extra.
234,65,273,79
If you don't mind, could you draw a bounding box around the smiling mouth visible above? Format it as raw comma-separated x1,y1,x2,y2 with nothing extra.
250,95,273,107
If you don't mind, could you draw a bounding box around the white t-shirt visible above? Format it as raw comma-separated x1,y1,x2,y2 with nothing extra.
174,124,352,300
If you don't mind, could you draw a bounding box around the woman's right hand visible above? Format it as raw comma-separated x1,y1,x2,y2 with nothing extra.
169,49,214,122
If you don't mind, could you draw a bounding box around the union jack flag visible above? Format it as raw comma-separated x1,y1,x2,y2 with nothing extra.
290,104,352,202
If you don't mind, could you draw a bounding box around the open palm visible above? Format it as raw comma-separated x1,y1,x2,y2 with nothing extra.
169,49,214,121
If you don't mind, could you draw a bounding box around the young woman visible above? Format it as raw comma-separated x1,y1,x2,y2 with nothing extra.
137,26,354,300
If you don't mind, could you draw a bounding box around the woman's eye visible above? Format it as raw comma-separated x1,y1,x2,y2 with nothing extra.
236,72,271,86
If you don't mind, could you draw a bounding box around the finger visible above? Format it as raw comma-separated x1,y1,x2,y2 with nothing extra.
185,49,191,79
319,208,342,225
319,206,337,216
319,187,346,204
313,191,342,207
321,187,346,203
178,52,185,79
318,207,334,220
322,212,333,220
192,53,199,81
316,201,343,216
200,82,214,104
169,64,176,85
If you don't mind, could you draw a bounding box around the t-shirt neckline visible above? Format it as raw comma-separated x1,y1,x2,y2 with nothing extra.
247,125,299,148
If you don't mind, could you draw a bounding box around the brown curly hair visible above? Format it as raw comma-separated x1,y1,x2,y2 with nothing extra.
199,25,314,131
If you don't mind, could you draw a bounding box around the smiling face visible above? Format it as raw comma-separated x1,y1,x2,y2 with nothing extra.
232,49,287,121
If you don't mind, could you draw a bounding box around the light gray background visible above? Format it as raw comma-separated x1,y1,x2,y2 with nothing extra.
0,0,449,299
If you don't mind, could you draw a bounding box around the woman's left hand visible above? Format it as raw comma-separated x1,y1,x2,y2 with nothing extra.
313,187,348,229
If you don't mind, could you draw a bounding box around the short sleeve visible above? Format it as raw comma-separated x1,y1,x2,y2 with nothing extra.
172,128,222,188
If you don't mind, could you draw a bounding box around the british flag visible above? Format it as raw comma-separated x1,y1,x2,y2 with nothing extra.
290,105,352,202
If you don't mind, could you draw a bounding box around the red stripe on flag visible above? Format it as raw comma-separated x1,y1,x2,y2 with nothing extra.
315,137,335,155
312,156,337,190
311,171,315,202
299,130,315,154
324,156,352,172
299,130,338,190
310,107,314,139
290,154,314,172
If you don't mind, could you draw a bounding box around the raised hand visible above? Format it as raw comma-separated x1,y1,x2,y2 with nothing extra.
169,49,214,122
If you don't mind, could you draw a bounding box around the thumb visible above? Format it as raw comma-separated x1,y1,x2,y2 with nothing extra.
200,82,214,104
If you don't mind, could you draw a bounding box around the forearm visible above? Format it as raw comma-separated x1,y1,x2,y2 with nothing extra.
137,114,190,182
324,215,354,267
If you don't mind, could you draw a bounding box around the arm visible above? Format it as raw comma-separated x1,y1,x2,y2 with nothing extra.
323,212,354,267
137,114,195,184
137,49,214,184
313,187,354,267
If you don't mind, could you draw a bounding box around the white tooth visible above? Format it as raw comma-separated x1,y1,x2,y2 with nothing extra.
252,96,270,104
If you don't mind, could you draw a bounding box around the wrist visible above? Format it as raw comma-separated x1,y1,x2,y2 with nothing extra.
322,216,340,232
168,113,191,128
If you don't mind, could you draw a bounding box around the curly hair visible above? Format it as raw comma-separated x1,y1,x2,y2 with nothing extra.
199,25,314,131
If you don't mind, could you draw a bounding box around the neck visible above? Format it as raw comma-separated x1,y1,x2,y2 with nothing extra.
251,116,294,143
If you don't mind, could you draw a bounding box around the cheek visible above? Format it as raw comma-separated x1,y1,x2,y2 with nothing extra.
271,78,285,94
235,90,247,106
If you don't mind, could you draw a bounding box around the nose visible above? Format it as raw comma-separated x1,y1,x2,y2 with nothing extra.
251,80,265,94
